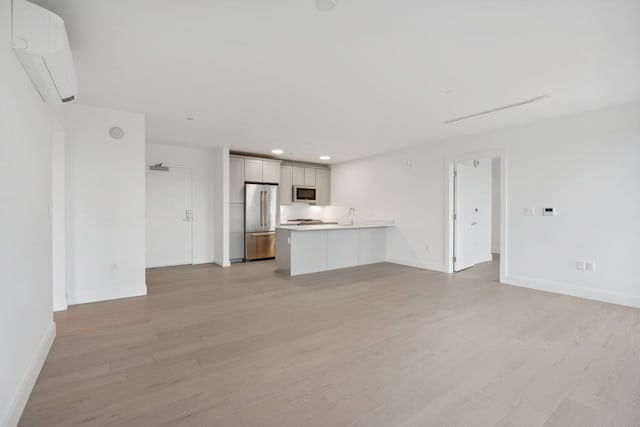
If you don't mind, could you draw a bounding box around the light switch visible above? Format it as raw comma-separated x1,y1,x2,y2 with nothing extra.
524,207,535,216
576,260,586,271
586,261,596,272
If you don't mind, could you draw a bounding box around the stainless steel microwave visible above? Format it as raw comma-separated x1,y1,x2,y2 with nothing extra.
293,186,317,203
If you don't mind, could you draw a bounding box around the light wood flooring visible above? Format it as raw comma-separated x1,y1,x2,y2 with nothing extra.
20,259,640,426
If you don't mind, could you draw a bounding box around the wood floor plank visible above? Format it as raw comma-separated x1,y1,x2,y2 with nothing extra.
18,259,640,426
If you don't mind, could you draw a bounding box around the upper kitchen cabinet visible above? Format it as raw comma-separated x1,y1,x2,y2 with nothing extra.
262,161,281,183
315,168,330,205
304,168,316,186
229,156,245,204
281,165,330,205
280,165,293,205
292,166,305,186
292,166,316,186
243,158,281,184
244,159,262,182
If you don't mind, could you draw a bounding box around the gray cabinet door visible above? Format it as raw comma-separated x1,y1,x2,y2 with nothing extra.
304,168,316,186
244,159,262,182
229,157,244,204
262,161,281,183
280,165,293,205
316,169,330,205
292,166,305,186
229,205,244,260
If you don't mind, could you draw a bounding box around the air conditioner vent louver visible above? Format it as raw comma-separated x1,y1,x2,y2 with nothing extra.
12,0,77,104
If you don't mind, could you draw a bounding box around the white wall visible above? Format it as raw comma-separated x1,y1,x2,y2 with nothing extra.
214,146,230,267
146,143,216,264
332,102,640,307
491,157,501,254
52,126,67,311
64,104,146,305
0,0,56,423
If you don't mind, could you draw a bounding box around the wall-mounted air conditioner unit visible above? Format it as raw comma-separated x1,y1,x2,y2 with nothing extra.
11,0,77,104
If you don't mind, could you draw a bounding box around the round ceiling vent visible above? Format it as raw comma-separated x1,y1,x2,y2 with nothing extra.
109,127,125,139
316,0,337,12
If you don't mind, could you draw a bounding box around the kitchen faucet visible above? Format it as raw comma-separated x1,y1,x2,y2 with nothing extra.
348,207,356,227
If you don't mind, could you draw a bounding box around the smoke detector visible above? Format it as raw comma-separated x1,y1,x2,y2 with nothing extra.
109,127,124,139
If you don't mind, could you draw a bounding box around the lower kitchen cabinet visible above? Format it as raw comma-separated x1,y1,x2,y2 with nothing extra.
276,225,391,276
230,204,244,261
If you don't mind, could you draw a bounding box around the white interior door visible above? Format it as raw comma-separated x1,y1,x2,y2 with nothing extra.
454,159,492,272
146,167,193,268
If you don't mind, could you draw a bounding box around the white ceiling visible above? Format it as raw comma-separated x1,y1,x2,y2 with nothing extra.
35,0,640,163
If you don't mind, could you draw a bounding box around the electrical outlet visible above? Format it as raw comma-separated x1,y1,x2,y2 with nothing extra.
576,260,586,271
586,261,596,272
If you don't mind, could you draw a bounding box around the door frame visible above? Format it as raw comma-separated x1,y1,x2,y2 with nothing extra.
145,164,195,268
445,149,507,282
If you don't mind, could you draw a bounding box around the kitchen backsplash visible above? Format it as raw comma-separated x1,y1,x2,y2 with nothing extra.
280,204,332,222
280,204,379,224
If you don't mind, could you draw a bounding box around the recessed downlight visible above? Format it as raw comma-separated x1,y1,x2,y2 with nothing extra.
320,155,331,160
186,117,195,121
272,149,284,154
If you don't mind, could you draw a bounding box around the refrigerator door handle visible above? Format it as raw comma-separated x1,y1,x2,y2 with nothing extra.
260,190,265,226
264,190,268,227
259,191,262,226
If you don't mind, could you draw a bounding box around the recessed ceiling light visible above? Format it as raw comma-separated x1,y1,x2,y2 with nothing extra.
186,117,195,121
272,149,284,154
316,0,336,12
320,155,331,160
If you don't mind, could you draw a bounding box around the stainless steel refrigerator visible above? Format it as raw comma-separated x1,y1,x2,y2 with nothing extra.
245,183,278,260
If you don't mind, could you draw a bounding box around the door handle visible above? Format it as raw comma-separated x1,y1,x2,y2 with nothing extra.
260,191,265,226
263,190,268,227
264,190,268,228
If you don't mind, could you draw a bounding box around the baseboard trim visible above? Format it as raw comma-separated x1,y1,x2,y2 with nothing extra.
2,321,55,427
68,283,147,306
504,274,640,308
385,256,447,273
477,253,493,264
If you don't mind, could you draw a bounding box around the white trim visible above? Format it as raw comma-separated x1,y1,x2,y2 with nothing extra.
386,256,447,273
2,322,56,427
476,253,493,264
445,149,508,283
68,283,147,305
504,275,640,309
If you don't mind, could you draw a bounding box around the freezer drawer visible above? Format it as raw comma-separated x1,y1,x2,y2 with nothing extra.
245,232,275,260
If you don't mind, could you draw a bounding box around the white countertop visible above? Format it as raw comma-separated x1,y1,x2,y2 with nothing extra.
276,221,394,231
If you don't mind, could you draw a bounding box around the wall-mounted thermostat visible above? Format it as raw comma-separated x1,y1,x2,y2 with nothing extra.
542,207,556,216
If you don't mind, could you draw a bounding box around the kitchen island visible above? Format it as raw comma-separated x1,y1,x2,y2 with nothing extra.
275,222,394,276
